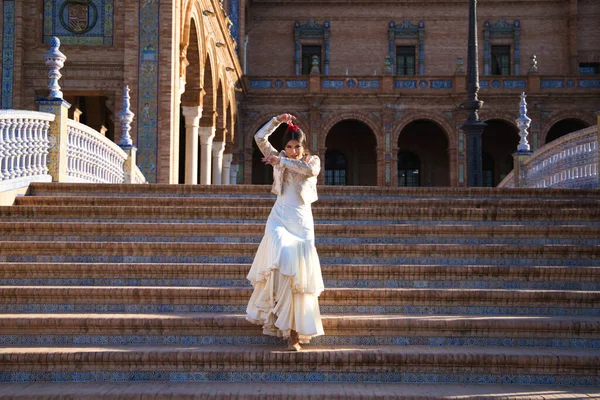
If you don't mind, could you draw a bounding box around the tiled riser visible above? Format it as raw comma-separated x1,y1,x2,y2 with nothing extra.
3,256,598,267
2,335,598,348
5,236,598,246
1,304,597,316
2,279,598,291
0,371,598,385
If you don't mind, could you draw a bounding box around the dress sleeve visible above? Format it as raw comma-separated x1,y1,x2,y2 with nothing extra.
280,155,321,177
254,117,281,157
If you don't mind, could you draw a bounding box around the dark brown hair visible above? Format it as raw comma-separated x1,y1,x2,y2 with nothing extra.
282,125,310,156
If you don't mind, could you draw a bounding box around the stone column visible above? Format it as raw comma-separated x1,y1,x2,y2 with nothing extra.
230,163,239,184
199,126,215,185
222,153,233,184
181,106,202,184
212,141,225,185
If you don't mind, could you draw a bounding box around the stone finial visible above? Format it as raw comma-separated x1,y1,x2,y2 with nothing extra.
310,55,320,75
515,92,532,152
456,56,465,73
119,85,135,148
44,37,67,99
529,55,538,73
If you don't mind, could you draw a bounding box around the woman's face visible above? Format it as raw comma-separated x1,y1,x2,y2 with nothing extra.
284,139,304,160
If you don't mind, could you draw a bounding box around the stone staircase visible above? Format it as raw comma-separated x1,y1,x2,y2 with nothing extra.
0,182,599,399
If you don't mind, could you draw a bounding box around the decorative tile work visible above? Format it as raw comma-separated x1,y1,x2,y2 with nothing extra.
430,80,452,89
3,278,596,291
479,80,489,89
357,80,380,89
578,79,600,88
322,80,344,89
503,80,526,89
541,79,564,89
136,0,160,182
2,334,598,348
228,0,239,47
285,80,308,89
250,80,272,89
43,0,114,45
0,371,597,385
395,80,417,89
1,303,597,316
1,0,15,109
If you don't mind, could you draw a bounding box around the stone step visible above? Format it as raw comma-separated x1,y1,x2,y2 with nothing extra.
2,205,599,223
15,194,600,210
0,345,598,385
0,241,600,265
1,381,599,399
1,286,597,313
1,263,598,290
27,182,600,200
3,221,599,241
1,313,597,348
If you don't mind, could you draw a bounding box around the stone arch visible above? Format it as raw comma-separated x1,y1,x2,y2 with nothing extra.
391,112,454,149
324,118,379,186
481,119,520,186
540,111,595,145
320,112,382,151
180,17,203,107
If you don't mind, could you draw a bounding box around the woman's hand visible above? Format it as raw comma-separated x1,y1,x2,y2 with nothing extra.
262,155,281,166
276,113,296,124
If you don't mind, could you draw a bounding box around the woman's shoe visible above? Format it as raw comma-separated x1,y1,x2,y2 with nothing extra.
288,331,302,351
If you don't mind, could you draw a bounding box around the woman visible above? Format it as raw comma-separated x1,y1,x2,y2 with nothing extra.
246,113,324,351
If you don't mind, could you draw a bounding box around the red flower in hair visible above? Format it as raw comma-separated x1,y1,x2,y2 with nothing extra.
286,123,299,133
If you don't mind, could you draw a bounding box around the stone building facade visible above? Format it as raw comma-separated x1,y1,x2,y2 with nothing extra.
1,0,599,186
1,0,242,184
239,0,600,187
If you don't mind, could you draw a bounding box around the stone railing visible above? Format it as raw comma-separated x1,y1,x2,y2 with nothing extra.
65,119,127,184
0,110,55,190
498,126,599,189
1,38,146,204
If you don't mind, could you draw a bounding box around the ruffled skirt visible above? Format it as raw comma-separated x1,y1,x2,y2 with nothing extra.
246,200,324,343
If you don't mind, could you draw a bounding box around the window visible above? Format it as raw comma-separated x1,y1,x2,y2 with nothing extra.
302,45,322,75
579,63,599,75
398,152,420,187
396,46,415,76
325,151,347,185
491,45,511,76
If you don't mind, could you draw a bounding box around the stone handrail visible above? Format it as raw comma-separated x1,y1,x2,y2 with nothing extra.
133,165,146,184
0,110,55,183
498,126,598,188
66,119,127,184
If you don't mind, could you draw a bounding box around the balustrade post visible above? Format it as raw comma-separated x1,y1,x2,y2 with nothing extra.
118,85,138,184
596,109,600,188
512,92,533,188
37,37,71,182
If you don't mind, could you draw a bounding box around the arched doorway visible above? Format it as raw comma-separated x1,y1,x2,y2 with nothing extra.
325,120,377,186
482,120,519,187
545,119,590,144
397,120,449,187
397,151,420,187
251,122,287,184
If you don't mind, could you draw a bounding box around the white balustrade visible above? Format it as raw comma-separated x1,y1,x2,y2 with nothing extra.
133,166,147,184
0,110,54,182
498,126,598,188
66,119,127,183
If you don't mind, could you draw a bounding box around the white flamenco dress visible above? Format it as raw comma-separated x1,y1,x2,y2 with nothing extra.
246,125,324,344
